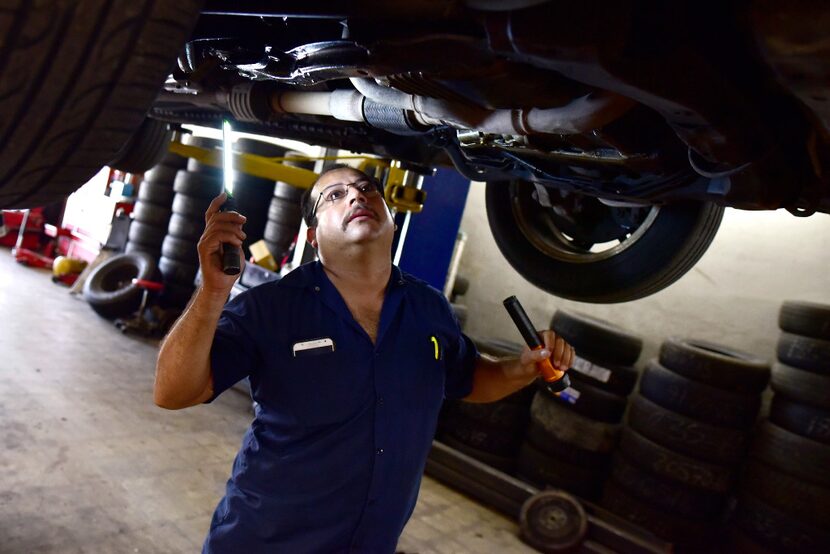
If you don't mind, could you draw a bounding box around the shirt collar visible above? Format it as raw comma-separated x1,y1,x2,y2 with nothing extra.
280,260,406,290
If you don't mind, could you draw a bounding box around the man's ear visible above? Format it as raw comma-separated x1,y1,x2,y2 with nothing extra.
306,226,318,248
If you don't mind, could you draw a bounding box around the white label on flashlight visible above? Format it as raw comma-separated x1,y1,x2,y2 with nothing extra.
558,387,581,404
571,355,612,383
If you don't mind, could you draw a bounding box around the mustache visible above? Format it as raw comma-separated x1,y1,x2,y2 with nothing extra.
342,202,378,228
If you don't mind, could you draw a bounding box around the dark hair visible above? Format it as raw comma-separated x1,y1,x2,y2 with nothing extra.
300,164,381,227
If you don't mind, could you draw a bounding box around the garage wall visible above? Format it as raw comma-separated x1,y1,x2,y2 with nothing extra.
456,182,830,366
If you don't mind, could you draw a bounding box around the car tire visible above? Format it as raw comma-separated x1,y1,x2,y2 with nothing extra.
567,352,639,396
779,301,830,341
82,252,158,319
167,213,205,241
142,164,180,186
132,201,171,228
551,310,643,366
516,441,606,500
769,394,830,445
639,360,761,428
530,391,621,453
268,197,303,226
127,221,166,247
519,490,588,553
161,235,199,265
485,181,724,303
437,433,515,473
137,180,175,205
108,117,172,174
618,427,733,493
751,420,830,487
734,494,830,553
158,256,198,286
524,420,610,469
776,332,830,374
627,393,749,465
770,362,830,410
0,1,202,208
124,241,160,259
550,372,628,423
172,194,212,219
609,454,725,518
740,459,830,529
173,170,224,199
264,219,299,244
659,337,771,393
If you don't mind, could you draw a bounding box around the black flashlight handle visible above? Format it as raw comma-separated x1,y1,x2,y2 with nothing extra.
503,296,543,348
220,196,241,276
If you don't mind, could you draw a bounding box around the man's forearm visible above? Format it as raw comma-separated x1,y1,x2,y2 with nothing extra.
463,355,537,403
154,287,228,409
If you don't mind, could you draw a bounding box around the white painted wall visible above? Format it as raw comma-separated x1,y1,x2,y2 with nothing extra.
457,181,830,366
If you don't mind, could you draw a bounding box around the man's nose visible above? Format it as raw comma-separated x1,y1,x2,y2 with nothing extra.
347,185,368,204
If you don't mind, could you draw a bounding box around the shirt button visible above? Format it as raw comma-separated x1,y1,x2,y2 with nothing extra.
376,448,384,455
377,396,384,406
314,286,320,292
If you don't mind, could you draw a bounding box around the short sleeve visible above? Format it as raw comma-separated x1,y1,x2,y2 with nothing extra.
205,291,262,403
442,305,479,400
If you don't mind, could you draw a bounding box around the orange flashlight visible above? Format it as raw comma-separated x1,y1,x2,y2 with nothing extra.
503,295,571,394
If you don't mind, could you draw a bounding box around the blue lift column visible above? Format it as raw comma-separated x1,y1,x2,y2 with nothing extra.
393,169,471,292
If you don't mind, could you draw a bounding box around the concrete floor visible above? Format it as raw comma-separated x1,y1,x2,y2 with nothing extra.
0,248,532,553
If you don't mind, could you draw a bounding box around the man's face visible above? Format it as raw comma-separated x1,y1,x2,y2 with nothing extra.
307,168,395,252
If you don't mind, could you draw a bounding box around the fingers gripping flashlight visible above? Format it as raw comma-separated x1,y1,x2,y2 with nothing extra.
503,296,571,394
221,120,241,275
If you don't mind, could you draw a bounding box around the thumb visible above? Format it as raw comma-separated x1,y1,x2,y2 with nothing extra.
520,347,550,366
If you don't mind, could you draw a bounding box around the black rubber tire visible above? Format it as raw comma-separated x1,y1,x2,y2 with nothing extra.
159,281,195,309
137,180,175,205
610,454,725,519
519,490,588,553
158,256,198,286
627,393,749,465
82,252,157,319
551,310,643,366
779,301,830,341
264,239,288,260
639,361,761,429
776,332,830,374
769,394,830,445
161,235,199,265
172,194,212,219
186,157,221,177
734,494,830,553
658,337,771,394
132,201,171,228
485,181,724,303
183,136,222,150
516,441,606,500
143,164,180,186
549,372,628,424
0,1,202,209
274,181,307,202
264,219,299,244
567,350,639,396
159,150,188,170
437,434,515,473
439,414,524,456
740,459,830,529
124,241,160,259
268,197,303,226
530,391,621,453
751,420,830,487
167,213,205,241
173,170,224,199
618,427,733,493
524,420,610,469
108,117,171,174
236,138,287,158
233,174,273,250
599,482,716,545
127,221,166,247
770,362,830,410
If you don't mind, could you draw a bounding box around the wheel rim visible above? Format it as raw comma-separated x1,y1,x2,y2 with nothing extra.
511,181,660,264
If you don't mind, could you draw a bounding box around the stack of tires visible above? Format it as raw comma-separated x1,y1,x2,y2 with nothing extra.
264,151,314,263
516,311,641,500
233,139,286,254
732,301,830,552
159,136,223,308
603,338,770,550
125,150,188,259
436,338,534,473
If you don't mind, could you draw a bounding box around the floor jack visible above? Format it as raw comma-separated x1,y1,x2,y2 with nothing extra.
114,278,170,336
10,209,74,273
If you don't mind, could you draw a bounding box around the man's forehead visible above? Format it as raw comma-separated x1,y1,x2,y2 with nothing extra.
314,168,370,191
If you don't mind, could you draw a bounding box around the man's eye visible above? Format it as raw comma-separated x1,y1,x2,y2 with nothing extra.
358,183,375,193
327,189,345,201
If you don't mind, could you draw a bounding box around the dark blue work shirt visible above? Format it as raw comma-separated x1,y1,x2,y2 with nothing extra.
202,261,478,553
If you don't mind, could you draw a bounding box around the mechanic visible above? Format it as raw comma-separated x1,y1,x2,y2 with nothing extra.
153,165,574,553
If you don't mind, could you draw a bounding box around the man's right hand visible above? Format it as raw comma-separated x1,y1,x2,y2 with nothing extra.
198,192,247,294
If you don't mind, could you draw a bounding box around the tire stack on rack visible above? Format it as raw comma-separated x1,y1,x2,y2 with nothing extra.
263,151,314,263
125,150,188,259
517,311,642,501
158,136,223,308
731,301,830,552
602,338,769,550
436,338,533,473
233,139,285,254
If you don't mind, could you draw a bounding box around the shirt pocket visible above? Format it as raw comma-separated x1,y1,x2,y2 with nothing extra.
279,349,373,427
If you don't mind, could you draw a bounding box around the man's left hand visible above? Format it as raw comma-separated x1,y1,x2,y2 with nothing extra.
515,330,575,381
